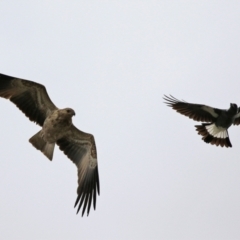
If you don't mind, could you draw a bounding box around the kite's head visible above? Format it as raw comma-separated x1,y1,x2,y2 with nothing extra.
64,108,76,117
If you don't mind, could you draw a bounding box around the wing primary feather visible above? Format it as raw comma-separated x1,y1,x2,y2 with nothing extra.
93,183,97,209
87,191,93,215
82,193,90,216
74,195,80,208
96,168,100,194
77,194,86,214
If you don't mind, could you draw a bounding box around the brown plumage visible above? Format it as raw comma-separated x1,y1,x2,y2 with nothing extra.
0,73,100,216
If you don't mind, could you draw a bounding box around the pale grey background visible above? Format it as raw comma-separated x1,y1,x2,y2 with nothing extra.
0,1,240,240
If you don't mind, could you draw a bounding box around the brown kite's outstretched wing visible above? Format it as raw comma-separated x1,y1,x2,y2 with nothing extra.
57,125,100,216
163,95,223,122
0,73,57,126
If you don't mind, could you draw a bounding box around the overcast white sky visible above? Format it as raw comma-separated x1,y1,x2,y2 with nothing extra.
0,1,240,240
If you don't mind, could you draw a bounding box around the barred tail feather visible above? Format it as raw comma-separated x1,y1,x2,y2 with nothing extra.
195,123,232,148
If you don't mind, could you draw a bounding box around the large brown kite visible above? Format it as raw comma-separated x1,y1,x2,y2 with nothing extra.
0,73,100,216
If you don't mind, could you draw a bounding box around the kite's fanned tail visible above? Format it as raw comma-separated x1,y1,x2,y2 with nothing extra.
29,131,55,160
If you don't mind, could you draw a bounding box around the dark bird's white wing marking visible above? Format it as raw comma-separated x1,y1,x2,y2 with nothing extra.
57,125,100,216
233,110,240,125
163,95,222,122
0,73,57,126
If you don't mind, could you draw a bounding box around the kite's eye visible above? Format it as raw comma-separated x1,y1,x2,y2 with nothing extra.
67,109,71,113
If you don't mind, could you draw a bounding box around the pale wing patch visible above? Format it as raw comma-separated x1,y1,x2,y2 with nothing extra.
202,106,219,118
77,144,98,183
73,139,98,168
205,124,228,139
234,112,240,119
78,149,97,171
78,152,90,183
89,158,97,169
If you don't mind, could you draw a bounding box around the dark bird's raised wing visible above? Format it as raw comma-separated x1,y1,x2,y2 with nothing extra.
0,73,57,126
57,125,100,216
163,95,222,122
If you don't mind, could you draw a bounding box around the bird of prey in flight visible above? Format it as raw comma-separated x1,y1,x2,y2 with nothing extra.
0,73,100,216
164,95,240,147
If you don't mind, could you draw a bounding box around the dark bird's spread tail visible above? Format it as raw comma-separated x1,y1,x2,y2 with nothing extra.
195,123,232,147
29,131,55,160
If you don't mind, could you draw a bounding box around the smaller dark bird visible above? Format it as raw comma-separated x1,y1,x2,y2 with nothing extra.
163,95,240,147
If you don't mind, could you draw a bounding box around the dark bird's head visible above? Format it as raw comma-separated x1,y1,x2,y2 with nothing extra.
228,103,238,115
